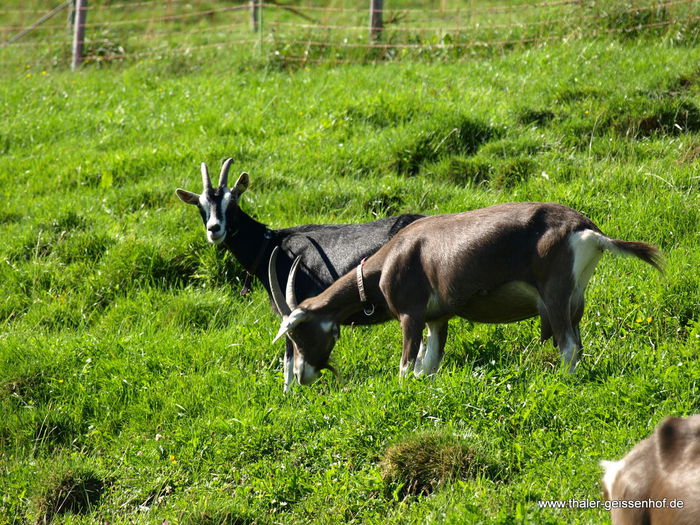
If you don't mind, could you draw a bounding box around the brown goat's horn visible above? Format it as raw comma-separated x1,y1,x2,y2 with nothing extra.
201,162,212,190
269,247,292,317
218,158,233,188
286,256,301,310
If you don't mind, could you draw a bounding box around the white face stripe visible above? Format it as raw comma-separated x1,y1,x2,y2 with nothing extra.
221,188,232,214
198,194,210,220
201,187,231,244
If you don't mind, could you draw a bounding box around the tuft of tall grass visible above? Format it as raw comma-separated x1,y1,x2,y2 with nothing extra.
381,431,502,498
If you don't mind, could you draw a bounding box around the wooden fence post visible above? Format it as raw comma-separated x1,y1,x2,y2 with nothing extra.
369,0,383,42
71,0,87,70
250,0,259,32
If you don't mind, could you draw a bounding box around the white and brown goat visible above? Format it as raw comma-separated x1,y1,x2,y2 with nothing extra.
601,415,700,525
269,202,663,385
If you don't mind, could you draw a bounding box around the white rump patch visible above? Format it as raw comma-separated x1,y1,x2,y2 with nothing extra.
600,459,624,497
568,230,605,292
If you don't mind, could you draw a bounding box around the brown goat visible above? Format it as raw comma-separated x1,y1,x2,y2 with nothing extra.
601,415,700,525
270,202,662,385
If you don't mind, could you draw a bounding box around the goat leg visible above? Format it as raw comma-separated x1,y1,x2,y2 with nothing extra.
399,313,424,378
415,320,448,377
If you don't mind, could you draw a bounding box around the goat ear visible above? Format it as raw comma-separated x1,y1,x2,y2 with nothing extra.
176,188,200,205
273,308,308,343
232,172,249,199
657,416,685,468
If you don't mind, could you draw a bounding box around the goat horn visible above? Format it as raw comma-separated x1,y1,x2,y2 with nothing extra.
201,162,212,190
286,256,301,310
218,158,233,188
268,247,291,317
273,308,308,343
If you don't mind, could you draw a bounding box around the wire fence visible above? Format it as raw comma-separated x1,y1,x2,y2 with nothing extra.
2,0,700,69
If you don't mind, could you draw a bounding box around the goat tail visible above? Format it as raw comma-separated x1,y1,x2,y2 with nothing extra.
595,234,665,273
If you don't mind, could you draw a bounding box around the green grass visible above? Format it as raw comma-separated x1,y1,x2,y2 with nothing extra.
1,23,700,525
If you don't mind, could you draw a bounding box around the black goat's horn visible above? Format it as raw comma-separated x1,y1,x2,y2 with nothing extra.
201,162,212,190
218,158,233,188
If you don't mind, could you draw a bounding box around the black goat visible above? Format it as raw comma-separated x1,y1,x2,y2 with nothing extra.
176,158,423,390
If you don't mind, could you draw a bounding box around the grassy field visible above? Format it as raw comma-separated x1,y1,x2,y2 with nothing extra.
1,16,700,524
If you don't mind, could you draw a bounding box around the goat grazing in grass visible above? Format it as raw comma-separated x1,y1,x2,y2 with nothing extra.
176,158,422,390
270,202,663,385
601,415,700,525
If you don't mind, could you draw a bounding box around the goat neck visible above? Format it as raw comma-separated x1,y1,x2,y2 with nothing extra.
302,255,384,322
222,207,273,277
